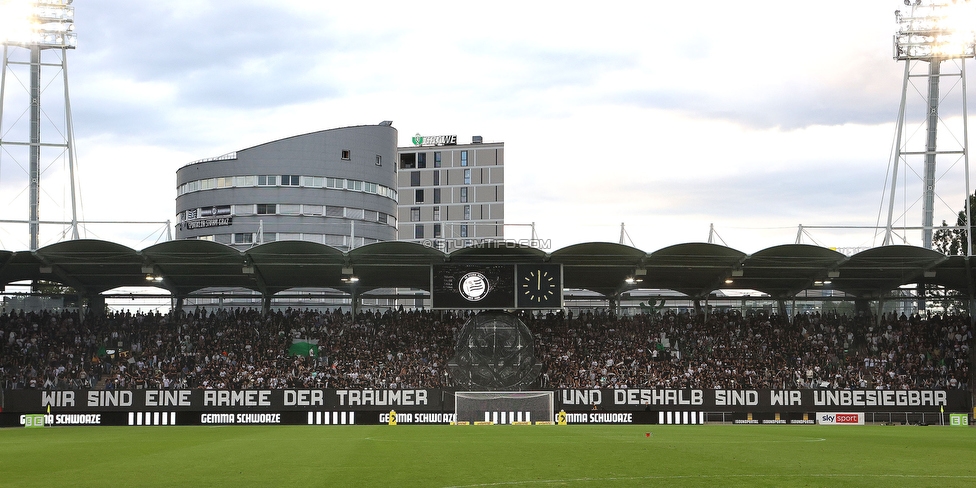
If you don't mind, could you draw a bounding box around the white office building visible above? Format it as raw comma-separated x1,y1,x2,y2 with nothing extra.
397,135,504,251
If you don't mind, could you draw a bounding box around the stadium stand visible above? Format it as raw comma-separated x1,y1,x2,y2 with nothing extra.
0,308,970,393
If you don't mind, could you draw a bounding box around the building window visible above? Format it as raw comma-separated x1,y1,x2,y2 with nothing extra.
410,207,421,222
341,150,351,160
280,175,300,186
233,233,254,245
324,235,345,247
257,204,277,215
463,205,471,220
279,204,301,215
376,155,382,166
415,189,424,203
415,225,424,239
433,223,442,238
434,151,442,167
460,150,468,167
417,152,427,168
411,171,420,187
433,188,441,204
234,176,253,187
233,205,253,216
433,170,440,186
433,206,441,221
258,175,278,186
304,205,323,216
463,168,471,185
326,206,344,217
399,153,416,169
460,187,468,203
460,224,468,238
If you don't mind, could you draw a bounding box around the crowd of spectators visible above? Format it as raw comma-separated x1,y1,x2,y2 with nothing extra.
527,309,971,392
0,306,971,393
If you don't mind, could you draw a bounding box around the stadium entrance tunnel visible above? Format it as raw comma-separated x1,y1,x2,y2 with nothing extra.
447,311,542,390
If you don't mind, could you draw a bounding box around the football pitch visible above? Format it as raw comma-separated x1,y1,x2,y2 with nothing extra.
1,424,973,487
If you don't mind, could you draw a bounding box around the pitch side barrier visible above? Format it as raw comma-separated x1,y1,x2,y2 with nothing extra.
1,389,969,427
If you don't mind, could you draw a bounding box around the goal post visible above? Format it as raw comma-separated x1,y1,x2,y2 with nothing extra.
454,391,553,424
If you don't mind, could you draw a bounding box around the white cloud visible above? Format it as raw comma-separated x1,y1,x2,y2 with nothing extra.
1,0,973,253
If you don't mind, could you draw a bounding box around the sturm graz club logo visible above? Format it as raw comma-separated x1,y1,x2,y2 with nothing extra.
458,272,490,301
412,133,424,145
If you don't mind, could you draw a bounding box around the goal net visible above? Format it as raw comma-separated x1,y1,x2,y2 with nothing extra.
454,391,553,424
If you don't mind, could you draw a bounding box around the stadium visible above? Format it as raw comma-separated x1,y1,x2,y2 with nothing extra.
1,1,976,487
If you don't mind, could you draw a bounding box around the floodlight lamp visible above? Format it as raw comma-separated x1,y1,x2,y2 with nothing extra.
893,0,976,60
340,267,358,283
0,0,77,49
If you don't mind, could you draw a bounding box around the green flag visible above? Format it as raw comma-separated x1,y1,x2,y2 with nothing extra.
288,339,318,357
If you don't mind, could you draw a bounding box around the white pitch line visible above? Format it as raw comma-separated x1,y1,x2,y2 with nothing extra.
443,473,976,488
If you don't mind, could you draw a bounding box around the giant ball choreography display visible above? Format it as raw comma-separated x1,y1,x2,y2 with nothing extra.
447,312,542,390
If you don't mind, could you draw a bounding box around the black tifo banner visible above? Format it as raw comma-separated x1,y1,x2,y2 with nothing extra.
1,389,968,427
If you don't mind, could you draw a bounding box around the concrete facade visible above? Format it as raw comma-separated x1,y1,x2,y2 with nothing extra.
396,137,504,252
175,124,398,249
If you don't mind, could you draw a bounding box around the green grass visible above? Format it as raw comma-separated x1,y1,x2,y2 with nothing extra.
1,425,974,487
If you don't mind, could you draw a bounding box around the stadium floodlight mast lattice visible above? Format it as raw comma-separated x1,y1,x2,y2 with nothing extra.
883,0,975,256
0,0,79,250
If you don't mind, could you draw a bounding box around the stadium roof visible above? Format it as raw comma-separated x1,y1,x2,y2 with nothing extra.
0,239,972,301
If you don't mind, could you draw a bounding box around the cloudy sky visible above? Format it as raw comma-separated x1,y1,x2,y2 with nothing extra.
1,0,974,253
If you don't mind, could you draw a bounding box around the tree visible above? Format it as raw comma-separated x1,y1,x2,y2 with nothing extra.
929,192,975,314
932,192,976,256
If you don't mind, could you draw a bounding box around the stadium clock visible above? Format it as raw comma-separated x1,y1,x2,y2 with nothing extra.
516,264,562,308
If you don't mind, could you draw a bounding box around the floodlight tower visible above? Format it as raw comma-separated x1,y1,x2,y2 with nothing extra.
883,0,975,255
0,0,79,250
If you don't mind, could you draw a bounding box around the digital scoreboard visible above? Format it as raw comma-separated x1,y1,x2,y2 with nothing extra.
431,264,563,309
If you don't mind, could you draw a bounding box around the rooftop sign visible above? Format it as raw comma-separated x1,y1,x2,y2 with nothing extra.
411,133,457,146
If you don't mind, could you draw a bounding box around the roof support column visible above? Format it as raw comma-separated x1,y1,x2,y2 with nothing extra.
262,294,271,316
85,293,105,318
776,299,788,321
351,288,359,319
916,283,926,317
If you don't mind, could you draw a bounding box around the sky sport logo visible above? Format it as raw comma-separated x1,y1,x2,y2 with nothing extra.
819,412,863,425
